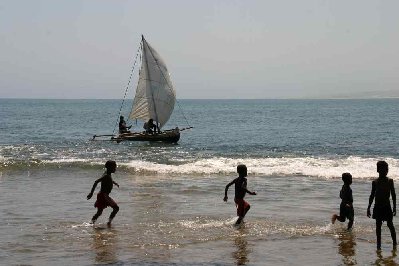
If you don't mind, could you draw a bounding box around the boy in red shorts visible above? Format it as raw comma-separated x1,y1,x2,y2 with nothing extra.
87,160,120,227
224,164,257,225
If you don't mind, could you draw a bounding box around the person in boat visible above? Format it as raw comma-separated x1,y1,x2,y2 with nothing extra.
331,173,354,230
119,116,131,134
87,160,120,227
143,118,158,134
224,164,257,225
367,161,397,250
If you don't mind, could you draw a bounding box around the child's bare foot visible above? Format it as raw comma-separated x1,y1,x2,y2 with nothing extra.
331,214,337,224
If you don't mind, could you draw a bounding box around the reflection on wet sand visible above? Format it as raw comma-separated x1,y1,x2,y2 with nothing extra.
232,226,251,265
375,248,397,265
338,231,357,265
92,228,118,264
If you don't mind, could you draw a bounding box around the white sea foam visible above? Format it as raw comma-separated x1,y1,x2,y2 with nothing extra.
47,158,99,164
6,154,398,180
120,156,399,179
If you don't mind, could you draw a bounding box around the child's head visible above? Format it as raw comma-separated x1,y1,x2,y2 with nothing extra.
342,172,352,185
105,160,117,173
237,164,247,177
377,161,388,176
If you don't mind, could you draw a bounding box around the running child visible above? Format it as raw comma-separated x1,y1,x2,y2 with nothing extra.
87,160,120,227
224,164,256,225
367,161,397,250
331,173,354,230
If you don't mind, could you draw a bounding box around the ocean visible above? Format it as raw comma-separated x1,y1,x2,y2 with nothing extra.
1,98,399,265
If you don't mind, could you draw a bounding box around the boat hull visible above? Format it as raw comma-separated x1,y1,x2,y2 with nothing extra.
114,129,180,143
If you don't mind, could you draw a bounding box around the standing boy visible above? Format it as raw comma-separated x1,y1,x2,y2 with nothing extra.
331,173,354,230
224,164,256,225
87,160,120,227
367,161,397,250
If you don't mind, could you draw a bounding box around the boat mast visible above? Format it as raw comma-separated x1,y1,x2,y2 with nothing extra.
112,37,143,135
142,35,160,131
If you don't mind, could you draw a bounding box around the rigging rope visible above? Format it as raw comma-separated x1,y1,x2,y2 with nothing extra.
112,40,143,135
176,100,191,128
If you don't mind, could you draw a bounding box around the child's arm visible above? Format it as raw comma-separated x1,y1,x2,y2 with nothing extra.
113,181,120,188
347,188,353,207
343,187,353,207
87,178,102,200
245,187,257,196
246,189,257,196
224,180,235,201
391,179,396,216
242,180,256,196
367,181,376,217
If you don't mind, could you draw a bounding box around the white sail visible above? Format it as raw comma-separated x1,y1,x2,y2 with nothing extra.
129,37,176,129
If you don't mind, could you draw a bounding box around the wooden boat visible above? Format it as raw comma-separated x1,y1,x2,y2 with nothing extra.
111,128,180,143
93,35,192,143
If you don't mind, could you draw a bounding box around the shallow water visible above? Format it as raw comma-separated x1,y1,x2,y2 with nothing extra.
1,168,398,265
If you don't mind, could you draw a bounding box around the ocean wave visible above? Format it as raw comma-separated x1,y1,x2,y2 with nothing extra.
1,155,398,179
120,156,399,179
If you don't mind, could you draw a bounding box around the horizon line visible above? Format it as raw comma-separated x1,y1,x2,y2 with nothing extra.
1,97,399,100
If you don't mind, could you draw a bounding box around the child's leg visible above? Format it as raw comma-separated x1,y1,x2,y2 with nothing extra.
107,205,119,226
335,204,351,224
236,201,250,225
235,217,243,225
235,200,244,217
92,208,104,223
243,204,251,217
347,219,354,230
331,214,337,224
347,207,354,230
376,219,383,250
331,214,345,224
235,200,244,225
387,220,397,246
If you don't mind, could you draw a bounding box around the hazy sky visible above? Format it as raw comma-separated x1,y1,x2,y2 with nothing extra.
1,0,398,99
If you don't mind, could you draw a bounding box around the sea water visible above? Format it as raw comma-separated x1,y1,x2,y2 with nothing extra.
1,98,399,265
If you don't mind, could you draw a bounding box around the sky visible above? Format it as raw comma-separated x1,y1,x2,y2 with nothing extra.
0,0,398,99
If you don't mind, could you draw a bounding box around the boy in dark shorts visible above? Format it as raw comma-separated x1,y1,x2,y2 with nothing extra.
87,160,120,227
224,164,256,225
367,161,397,250
331,173,354,230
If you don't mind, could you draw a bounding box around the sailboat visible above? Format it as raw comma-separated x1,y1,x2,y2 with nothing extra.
93,35,192,143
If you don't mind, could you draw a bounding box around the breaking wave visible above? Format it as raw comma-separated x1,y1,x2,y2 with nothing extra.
1,154,398,179
121,156,399,179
